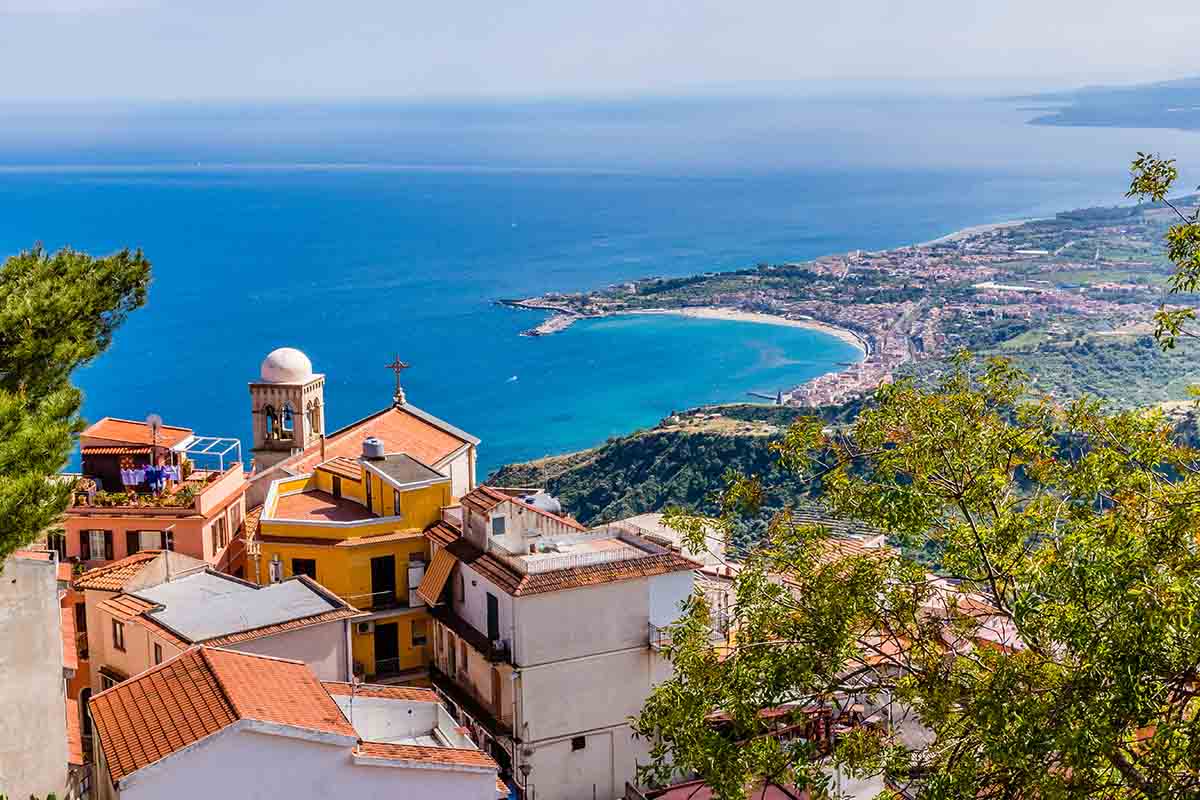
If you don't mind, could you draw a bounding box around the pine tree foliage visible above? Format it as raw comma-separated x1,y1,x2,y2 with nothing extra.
0,246,150,562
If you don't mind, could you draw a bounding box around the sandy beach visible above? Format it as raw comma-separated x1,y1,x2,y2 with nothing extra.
622,307,869,357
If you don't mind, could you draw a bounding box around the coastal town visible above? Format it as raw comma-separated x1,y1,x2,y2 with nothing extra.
4,346,925,800
505,200,1195,408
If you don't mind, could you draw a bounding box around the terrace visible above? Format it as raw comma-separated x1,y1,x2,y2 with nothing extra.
69,463,245,515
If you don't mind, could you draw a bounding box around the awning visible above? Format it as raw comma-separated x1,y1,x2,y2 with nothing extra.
417,548,457,606
81,445,152,456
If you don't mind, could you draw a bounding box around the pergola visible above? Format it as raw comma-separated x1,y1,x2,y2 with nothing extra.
173,436,243,471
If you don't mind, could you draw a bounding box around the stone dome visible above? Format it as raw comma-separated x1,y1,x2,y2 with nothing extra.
260,347,314,383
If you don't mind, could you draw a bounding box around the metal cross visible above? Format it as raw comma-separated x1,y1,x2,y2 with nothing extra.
386,355,410,405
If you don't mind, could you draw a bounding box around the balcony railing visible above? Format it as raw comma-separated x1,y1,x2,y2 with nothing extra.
341,590,410,612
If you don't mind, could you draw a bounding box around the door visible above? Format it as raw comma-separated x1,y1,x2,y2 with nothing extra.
374,622,399,676
486,592,500,642
491,667,502,712
370,555,396,608
331,476,342,499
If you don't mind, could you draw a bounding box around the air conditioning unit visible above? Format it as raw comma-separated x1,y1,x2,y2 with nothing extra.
357,621,375,635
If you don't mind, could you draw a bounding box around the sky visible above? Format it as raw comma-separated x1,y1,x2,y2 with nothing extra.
0,1,1197,102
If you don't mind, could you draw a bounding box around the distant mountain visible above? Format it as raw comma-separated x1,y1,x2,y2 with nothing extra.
1025,77,1200,130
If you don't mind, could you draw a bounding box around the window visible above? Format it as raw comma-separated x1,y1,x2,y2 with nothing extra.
140,530,163,551
125,531,140,556
459,641,468,674
365,475,373,511
213,516,228,551
83,530,112,561
491,516,506,536
292,558,317,580
393,489,401,516
331,475,342,499
571,736,587,752
412,619,427,646
456,573,465,602
281,402,295,434
47,532,67,561
263,404,277,438
99,674,120,691
112,620,125,652
153,643,163,665
74,602,87,633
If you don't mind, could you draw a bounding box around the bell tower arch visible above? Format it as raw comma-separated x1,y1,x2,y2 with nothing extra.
249,347,325,471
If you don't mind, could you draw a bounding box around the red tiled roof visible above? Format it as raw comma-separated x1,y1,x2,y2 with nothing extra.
98,594,159,621
90,647,356,783
461,486,587,531
291,405,470,473
81,417,193,448
315,456,363,481
73,551,162,591
66,697,83,766
322,682,438,703
242,505,262,541
61,607,78,672
423,521,699,597
355,741,498,769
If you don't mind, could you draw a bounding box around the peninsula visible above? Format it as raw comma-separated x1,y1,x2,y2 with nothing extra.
503,197,1200,409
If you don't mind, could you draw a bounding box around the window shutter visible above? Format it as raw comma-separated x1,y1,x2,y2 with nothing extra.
104,532,114,561
80,531,90,561
126,531,139,556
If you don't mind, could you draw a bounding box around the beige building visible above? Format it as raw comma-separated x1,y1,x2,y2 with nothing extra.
417,486,700,800
76,551,361,694
0,551,83,799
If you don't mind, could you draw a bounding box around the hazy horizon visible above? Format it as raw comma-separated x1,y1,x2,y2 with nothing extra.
2,1,1198,103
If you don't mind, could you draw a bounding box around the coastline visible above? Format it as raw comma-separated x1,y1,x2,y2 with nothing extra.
618,307,869,356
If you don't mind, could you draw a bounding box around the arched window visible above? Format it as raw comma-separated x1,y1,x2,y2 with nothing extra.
281,403,295,437
263,405,277,439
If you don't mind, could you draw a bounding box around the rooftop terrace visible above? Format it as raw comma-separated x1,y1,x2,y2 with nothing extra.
274,489,378,523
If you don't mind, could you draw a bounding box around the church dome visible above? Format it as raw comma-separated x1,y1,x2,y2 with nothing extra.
260,347,314,383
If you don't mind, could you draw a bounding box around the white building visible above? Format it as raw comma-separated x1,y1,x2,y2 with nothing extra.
89,645,504,800
0,550,83,799
418,486,700,800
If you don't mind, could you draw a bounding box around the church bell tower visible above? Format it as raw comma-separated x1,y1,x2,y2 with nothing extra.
249,347,325,471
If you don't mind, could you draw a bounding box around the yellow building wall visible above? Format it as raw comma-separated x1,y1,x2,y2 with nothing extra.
350,608,431,676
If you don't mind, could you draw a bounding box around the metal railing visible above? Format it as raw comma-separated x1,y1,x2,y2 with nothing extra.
340,589,408,611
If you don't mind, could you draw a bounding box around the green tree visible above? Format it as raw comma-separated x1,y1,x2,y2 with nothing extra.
0,245,150,562
1127,153,1200,348
633,356,1200,799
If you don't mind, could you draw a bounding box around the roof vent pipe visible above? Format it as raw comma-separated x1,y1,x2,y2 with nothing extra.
362,437,385,460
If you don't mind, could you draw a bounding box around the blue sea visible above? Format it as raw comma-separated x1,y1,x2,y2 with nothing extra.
3,93,1199,474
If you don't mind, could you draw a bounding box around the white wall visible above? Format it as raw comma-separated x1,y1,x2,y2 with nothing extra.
226,620,350,682
453,563,515,648
0,557,68,799
647,571,693,628
515,578,652,666
117,725,498,800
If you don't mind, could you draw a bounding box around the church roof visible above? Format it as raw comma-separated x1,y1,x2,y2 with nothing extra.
290,403,478,473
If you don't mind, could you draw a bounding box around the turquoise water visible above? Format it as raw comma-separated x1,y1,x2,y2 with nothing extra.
3,95,1200,474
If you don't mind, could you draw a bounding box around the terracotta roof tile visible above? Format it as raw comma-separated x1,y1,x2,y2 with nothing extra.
90,647,356,784
322,682,438,703
98,594,159,621
315,456,363,481
291,405,471,473
65,697,83,766
355,741,498,769
423,521,699,596
241,505,262,541
61,607,78,672
74,551,162,591
81,417,193,448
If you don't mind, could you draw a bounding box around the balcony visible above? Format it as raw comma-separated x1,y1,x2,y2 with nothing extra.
429,603,510,664
69,465,244,515
341,590,412,613
430,664,513,739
